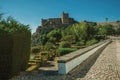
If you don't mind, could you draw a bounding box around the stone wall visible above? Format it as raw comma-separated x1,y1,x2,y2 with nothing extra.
58,40,111,74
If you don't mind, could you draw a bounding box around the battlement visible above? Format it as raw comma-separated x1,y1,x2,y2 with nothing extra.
61,12,69,24
35,12,77,34
41,12,76,26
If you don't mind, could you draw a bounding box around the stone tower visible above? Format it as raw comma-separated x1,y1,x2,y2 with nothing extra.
61,12,69,24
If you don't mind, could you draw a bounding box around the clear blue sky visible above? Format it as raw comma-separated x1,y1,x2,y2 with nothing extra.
0,0,120,33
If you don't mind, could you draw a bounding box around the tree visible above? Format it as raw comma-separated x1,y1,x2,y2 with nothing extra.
69,22,88,41
98,25,107,35
59,41,71,48
86,24,99,40
105,24,115,35
61,35,75,43
115,27,120,35
39,34,48,45
0,15,31,35
44,42,54,51
47,29,62,43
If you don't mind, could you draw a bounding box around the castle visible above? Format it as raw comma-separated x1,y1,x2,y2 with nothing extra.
36,12,78,34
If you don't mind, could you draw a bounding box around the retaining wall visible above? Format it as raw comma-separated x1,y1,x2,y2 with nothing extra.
58,40,111,74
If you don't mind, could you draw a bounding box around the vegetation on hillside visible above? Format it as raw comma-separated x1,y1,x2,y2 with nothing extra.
32,21,119,57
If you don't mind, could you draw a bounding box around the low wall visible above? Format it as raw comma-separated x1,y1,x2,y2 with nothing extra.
58,40,111,74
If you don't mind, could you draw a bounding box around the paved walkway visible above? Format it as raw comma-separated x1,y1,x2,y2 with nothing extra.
76,40,120,80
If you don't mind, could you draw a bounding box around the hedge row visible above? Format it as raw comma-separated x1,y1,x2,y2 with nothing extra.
0,33,31,79
57,48,77,56
0,16,31,79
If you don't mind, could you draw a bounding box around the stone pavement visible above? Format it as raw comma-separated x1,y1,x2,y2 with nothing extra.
38,61,58,71
76,40,120,80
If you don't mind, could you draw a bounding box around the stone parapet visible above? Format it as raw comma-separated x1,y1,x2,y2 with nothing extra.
58,40,111,74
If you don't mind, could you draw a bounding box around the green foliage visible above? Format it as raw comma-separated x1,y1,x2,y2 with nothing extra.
38,20,120,57
39,34,48,45
86,24,99,40
94,35,105,41
69,22,88,41
86,39,98,46
116,27,120,35
62,22,99,41
47,29,62,43
44,42,54,51
105,24,115,35
0,16,31,35
59,41,71,48
57,48,77,56
61,35,75,43
31,46,40,54
97,25,106,35
98,24,115,36
76,40,85,46
39,22,118,49
0,13,31,78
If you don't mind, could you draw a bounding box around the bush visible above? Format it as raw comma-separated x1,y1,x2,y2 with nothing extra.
95,35,105,41
0,16,31,35
86,39,98,46
44,42,54,51
0,13,31,79
76,40,85,46
59,41,71,48
57,48,77,56
31,46,40,54
61,35,75,43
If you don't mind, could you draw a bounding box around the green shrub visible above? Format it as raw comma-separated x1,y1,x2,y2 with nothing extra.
59,41,71,48
57,48,77,56
31,46,40,54
44,42,54,51
61,35,75,43
0,16,31,35
86,39,98,46
0,13,31,79
76,40,85,46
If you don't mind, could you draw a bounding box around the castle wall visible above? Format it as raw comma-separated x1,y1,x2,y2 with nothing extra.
61,12,69,24
36,12,77,34
48,18,62,25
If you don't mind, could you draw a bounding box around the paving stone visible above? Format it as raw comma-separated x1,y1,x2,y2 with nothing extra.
77,40,120,80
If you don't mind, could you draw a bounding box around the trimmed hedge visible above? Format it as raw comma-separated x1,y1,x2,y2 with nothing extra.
0,33,31,79
57,48,77,56
86,39,98,46
76,40,85,46
59,41,71,48
0,16,31,79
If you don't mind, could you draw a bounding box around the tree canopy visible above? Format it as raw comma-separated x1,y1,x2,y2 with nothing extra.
0,15,31,35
